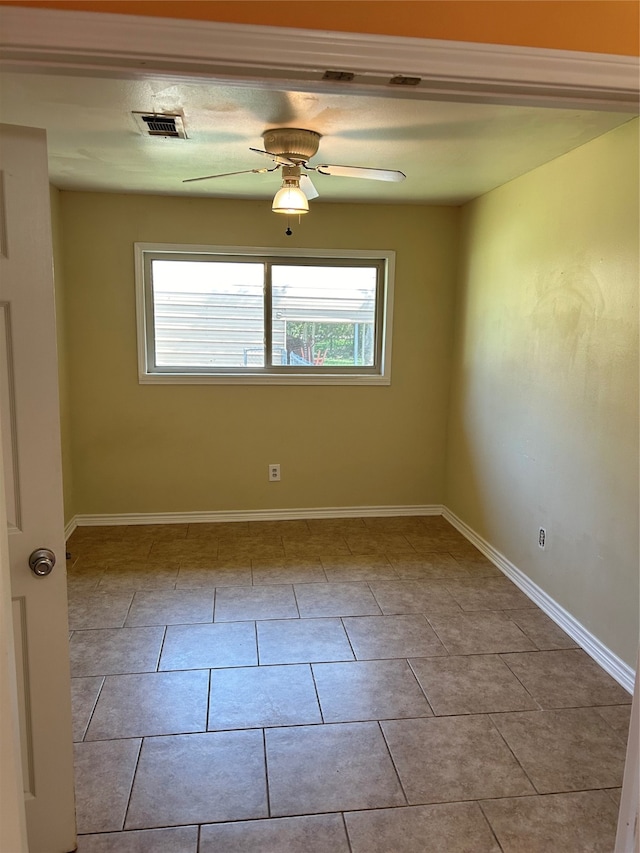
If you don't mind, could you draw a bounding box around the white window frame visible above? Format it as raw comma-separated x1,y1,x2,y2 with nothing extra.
134,243,394,385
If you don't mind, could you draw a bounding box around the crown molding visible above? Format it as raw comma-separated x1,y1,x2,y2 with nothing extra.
0,6,638,111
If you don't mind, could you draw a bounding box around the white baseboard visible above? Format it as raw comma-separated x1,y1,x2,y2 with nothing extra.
443,507,636,694
64,517,78,540
67,504,444,529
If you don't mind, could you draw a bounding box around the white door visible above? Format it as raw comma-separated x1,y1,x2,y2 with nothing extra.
0,124,76,852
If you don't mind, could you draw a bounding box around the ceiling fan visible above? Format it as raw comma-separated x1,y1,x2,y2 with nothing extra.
183,128,406,216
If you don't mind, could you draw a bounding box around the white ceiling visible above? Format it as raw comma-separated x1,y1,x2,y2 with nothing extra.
0,66,635,206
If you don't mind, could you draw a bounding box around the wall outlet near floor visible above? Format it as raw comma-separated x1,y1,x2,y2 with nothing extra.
538,527,547,549
268,463,281,482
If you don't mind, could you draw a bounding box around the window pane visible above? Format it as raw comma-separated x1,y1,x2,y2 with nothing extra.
151,260,264,367
271,265,377,367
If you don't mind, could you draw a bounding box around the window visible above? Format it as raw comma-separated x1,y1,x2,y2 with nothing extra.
135,244,394,384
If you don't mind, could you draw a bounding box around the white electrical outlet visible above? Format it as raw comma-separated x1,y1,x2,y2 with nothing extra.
538,527,546,549
268,463,281,482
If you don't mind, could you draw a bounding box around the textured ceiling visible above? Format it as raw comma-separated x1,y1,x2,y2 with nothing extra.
0,69,634,205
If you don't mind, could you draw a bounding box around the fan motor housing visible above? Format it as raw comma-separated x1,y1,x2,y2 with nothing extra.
263,128,321,162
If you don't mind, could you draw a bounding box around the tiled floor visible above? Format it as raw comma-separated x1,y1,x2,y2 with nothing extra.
66,516,631,852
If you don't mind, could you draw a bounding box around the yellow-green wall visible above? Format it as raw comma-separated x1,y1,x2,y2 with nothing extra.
59,196,459,516
50,186,75,524
446,119,639,666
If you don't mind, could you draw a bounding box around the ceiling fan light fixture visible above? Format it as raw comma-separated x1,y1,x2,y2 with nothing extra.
272,182,309,215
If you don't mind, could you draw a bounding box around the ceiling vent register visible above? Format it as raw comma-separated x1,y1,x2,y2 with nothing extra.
132,112,187,139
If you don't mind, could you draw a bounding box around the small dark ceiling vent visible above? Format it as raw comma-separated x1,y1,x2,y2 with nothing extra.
323,70,355,82
389,75,422,86
132,112,187,139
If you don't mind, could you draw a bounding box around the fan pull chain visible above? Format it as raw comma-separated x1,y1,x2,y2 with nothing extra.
285,214,304,236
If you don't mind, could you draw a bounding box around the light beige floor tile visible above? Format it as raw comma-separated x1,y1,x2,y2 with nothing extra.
71,676,104,742
346,802,500,853
76,826,198,852
506,609,579,650
405,534,468,553
69,525,128,545
125,589,214,626
218,540,286,560
258,618,354,664
85,670,209,739
345,533,416,554
390,553,471,580
595,703,632,736
294,582,381,617
200,814,350,852
343,614,447,660
369,580,461,615
159,621,257,670
606,787,622,806
480,790,619,853
445,577,536,610
123,523,189,543
104,557,180,572
70,627,164,676
321,554,398,582
67,557,109,577
97,564,179,592
452,553,503,577
249,519,310,537
81,541,153,562
491,707,627,793
214,584,298,621
175,565,252,588
266,722,405,816
283,535,351,557
427,611,536,655
251,558,326,585
125,731,267,829
409,654,538,715
306,517,367,534
381,715,534,803
67,574,103,593
208,664,321,729
187,521,249,539
500,649,631,708
362,516,432,534
313,659,433,722
150,539,219,560
67,591,134,630
74,739,141,833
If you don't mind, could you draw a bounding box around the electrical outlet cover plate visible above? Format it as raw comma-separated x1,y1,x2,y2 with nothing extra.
269,464,281,482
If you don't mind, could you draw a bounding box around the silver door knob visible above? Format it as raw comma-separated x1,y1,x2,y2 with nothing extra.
29,548,56,577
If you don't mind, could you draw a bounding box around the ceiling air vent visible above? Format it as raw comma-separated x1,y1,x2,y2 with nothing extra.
132,112,187,139
388,75,422,87
322,70,355,82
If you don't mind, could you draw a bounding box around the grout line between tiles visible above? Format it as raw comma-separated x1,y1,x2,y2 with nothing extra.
485,711,542,795
476,799,507,852
339,616,359,662
121,736,144,833
340,811,354,853
309,663,326,724
205,668,212,733
254,620,261,666
376,720,410,807
78,675,106,743
497,651,544,710
262,728,272,819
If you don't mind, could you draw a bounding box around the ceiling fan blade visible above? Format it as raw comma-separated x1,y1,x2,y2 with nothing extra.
183,166,277,184
315,164,406,182
249,147,298,167
300,174,319,200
